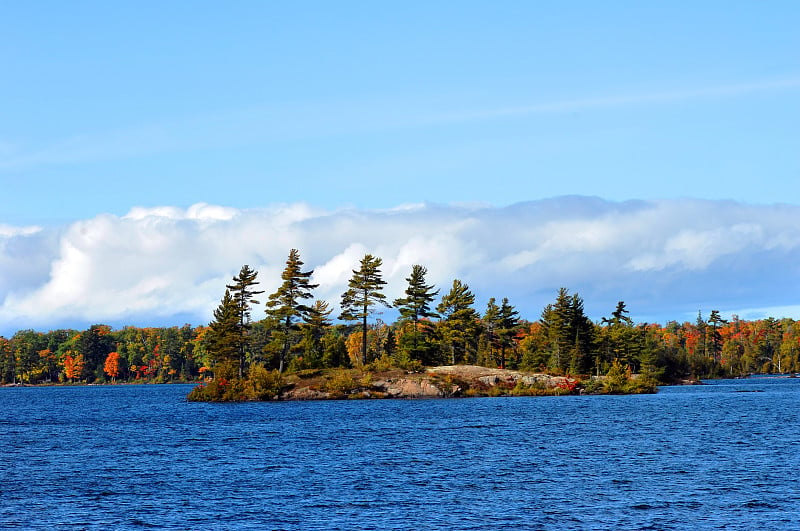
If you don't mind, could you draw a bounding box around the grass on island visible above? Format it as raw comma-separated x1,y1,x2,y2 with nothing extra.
187,357,657,402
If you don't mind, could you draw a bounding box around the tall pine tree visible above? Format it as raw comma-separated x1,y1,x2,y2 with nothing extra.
394,265,439,363
300,299,333,368
265,249,318,373
496,297,520,369
207,289,242,378
541,288,593,373
437,279,480,364
226,265,264,377
339,254,390,365
482,298,501,367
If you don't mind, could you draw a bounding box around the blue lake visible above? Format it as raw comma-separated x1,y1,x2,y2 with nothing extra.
1,378,799,530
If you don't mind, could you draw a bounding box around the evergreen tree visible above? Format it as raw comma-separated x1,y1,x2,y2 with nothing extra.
394,265,440,364
606,301,633,326
206,289,242,378
541,288,593,373
297,299,333,369
482,298,501,367
496,297,520,369
265,249,319,373
599,300,637,373
708,310,727,363
481,297,520,369
695,310,708,360
339,254,390,365
437,279,480,364
226,265,264,377
304,300,333,342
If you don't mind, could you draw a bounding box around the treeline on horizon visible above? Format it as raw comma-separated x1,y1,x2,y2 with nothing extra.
2,249,799,386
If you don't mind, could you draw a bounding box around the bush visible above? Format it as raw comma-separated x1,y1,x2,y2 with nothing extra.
366,355,394,372
322,369,359,398
580,377,604,394
246,364,284,400
624,374,658,394
603,360,629,394
509,380,550,396
602,360,658,394
187,364,284,402
187,379,230,401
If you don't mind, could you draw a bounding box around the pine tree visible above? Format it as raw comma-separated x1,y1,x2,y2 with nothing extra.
339,254,390,365
482,298,501,367
304,300,333,342
265,250,319,373
541,288,593,373
394,265,439,363
496,297,520,369
207,289,242,378
481,297,519,369
600,300,636,374
437,279,480,364
708,310,727,363
226,265,264,377
298,300,333,368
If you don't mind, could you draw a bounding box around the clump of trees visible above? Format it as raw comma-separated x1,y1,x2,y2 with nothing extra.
3,249,800,392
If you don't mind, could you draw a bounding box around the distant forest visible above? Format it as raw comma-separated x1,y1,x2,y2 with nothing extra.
2,249,798,385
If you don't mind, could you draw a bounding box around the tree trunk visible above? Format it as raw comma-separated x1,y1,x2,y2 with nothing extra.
362,313,368,366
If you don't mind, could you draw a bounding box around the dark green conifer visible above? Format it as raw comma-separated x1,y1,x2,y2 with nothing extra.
437,279,480,364
339,254,390,365
394,265,439,363
226,265,264,378
266,249,319,373
207,289,242,378
541,288,593,373
496,297,520,369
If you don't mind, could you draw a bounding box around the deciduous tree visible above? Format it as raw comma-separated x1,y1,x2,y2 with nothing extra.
104,351,121,382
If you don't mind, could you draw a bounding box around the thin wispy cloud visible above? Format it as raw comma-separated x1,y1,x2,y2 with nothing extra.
2,76,798,173
438,77,800,122
1,197,799,335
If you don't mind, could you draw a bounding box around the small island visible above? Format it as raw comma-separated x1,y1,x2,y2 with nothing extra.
187,361,656,402
187,251,661,402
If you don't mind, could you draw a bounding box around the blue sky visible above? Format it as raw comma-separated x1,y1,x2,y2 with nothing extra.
1,2,800,333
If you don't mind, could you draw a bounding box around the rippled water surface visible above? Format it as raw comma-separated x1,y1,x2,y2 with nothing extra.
2,378,800,530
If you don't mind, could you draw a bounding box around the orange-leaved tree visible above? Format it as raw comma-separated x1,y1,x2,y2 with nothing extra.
104,351,120,382
63,352,85,382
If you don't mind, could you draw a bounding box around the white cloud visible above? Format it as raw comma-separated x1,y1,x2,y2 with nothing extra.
2,197,800,334
0,224,41,238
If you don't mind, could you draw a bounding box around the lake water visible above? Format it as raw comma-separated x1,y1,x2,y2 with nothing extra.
1,378,799,530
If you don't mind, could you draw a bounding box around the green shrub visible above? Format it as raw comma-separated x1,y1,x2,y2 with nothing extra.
322,369,359,397
624,374,658,394
602,360,658,395
581,377,604,394
366,355,394,372
187,378,229,401
246,364,284,400
603,360,629,394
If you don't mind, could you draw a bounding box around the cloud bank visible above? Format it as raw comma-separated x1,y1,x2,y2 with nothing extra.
2,197,799,334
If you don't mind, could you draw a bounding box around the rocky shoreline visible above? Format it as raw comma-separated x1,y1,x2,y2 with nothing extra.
280,365,591,400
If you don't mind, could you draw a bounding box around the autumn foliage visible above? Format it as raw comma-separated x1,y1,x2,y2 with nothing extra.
104,352,120,381
63,353,84,382
2,257,800,388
